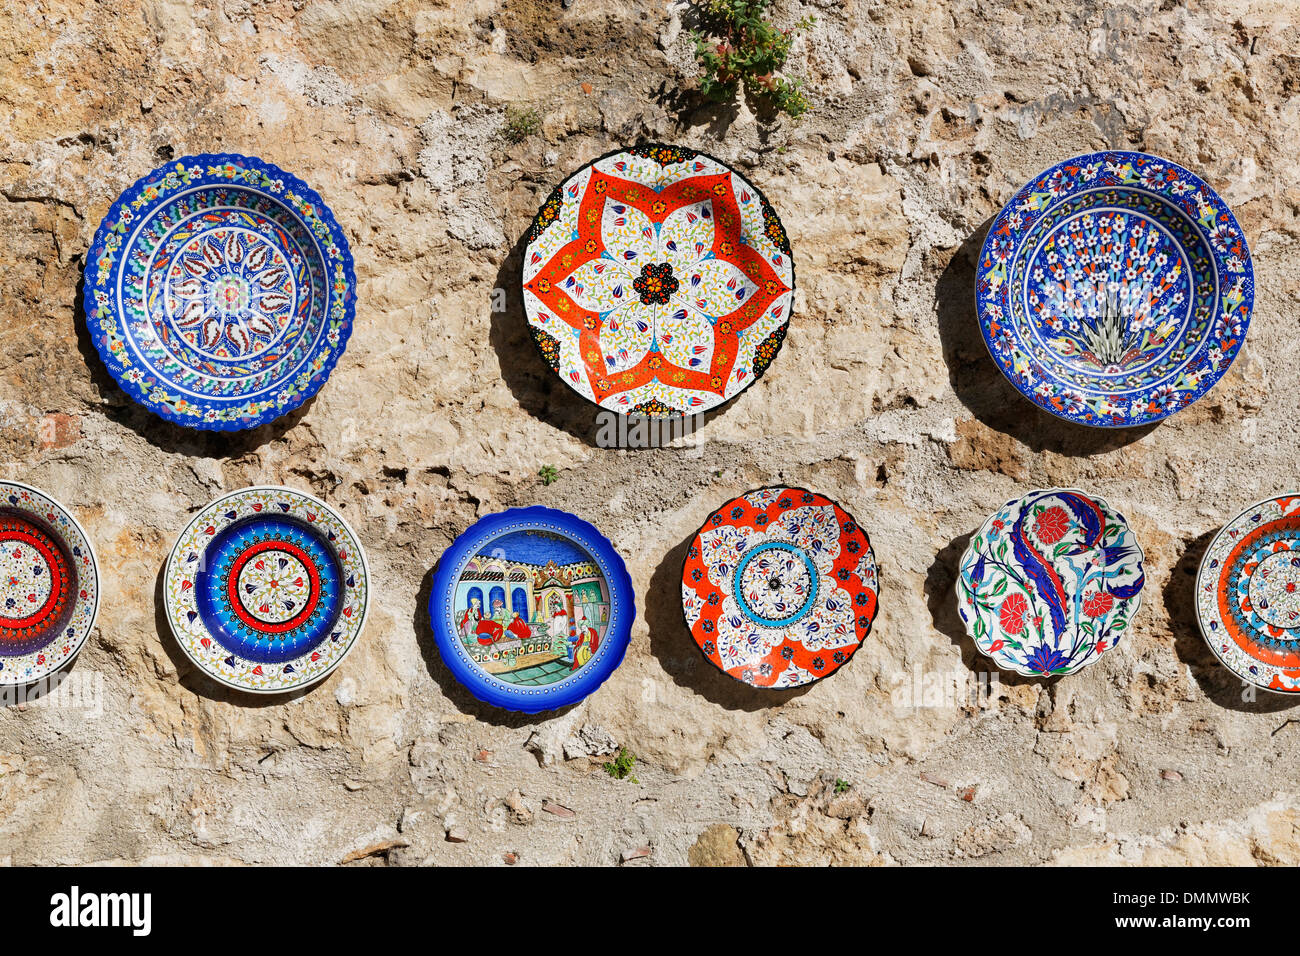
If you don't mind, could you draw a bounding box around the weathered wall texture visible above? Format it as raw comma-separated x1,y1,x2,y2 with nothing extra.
1,0,1299,866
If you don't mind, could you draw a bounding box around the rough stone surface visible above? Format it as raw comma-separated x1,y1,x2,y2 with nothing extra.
1,0,1299,865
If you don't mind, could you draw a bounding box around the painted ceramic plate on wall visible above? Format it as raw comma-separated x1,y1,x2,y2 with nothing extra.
0,481,99,685
976,151,1252,427
1196,494,1300,694
430,507,634,713
84,153,356,430
957,489,1145,677
164,487,369,693
522,144,795,417
681,488,878,689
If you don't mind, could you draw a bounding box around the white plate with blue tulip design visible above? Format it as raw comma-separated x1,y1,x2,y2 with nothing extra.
956,488,1145,677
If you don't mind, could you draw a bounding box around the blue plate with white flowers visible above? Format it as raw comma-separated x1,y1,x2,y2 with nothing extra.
975,151,1252,427
83,153,355,430
430,507,634,713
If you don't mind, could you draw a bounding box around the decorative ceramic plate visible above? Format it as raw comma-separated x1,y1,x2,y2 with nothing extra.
430,507,634,713
976,151,1253,427
681,488,878,689
84,153,356,430
1196,494,1300,694
164,487,369,693
522,144,795,417
956,489,1145,677
0,481,99,685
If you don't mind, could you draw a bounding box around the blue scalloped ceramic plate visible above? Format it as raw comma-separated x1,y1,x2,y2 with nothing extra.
430,507,634,713
83,153,356,431
975,151,1253,428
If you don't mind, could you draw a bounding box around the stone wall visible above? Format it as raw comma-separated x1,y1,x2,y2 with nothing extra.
1,0,1298,865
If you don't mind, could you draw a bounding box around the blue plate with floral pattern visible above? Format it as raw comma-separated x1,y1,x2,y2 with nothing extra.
83,154,355,431
430,507,634,713
975,151,1252,427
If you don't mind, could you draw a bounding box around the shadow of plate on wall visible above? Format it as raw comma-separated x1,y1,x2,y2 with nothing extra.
935,219,1158,456
645,528,812,711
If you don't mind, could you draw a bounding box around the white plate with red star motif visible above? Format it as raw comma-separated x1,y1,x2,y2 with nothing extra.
0,481,99,685
164,486,369,693
522,144,795,417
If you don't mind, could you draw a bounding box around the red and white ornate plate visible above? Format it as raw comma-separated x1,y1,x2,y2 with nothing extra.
522,144,795,417
1197,494,1300,694
681,487,878,688
164,486,369,693
0,481,99,685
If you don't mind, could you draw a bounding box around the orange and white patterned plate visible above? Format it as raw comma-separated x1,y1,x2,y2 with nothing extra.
681,487,877,688
1197,494,1300,693
523,145,794,417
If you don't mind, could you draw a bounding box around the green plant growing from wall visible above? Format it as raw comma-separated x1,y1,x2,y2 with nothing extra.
690,0,814,118
604,746,639,783
538,464,559,485
502,106,543,143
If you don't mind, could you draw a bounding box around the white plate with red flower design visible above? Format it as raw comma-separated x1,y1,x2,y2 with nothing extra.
955,488,1145,677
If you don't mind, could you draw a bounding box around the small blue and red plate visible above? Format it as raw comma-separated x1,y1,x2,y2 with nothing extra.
164,487,369,693
0,481,99,685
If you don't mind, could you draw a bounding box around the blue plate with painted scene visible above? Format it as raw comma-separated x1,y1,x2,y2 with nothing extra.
430,507,634,713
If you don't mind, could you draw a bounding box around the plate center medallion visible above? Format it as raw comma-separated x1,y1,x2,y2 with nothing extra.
1247,549,1300,632
734,542,818,627
235,547,314,625
0,536,54,620
164,225,296,362
1025,207,1193,375
0,512,77,656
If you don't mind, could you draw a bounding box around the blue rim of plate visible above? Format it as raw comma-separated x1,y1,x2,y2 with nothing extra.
82,153,356,431
429,507,635,714
975,150,1253,428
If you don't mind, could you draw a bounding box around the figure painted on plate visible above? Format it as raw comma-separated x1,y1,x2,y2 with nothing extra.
570,610,600,670
507,613,531,641
491,596,510,627
548,592,569,645
458,597,482,641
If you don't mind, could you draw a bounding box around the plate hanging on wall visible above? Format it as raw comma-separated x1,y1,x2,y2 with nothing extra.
681,487,878,689
1196,494,1300,694
84,153,356,430
430,507,634,713
956,488,1145,677
164,487,369,693
522,144,795,417
975,151,1253,427
0,481,99,686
